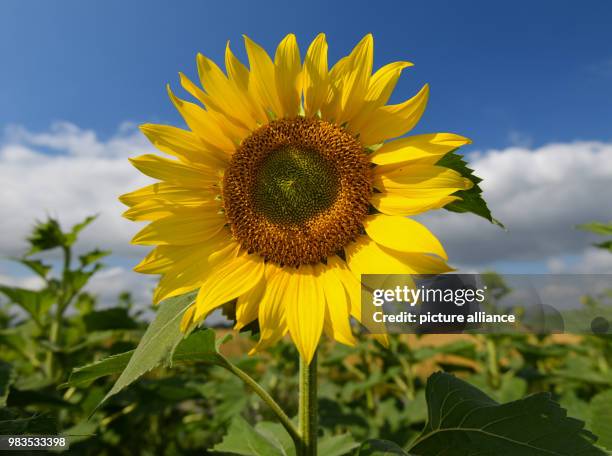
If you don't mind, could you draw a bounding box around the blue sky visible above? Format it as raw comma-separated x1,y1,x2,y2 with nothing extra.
1,1,611,303
2,0,612,150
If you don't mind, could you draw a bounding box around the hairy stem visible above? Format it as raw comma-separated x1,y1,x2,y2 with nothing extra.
298,352,318,456
218,356,301,448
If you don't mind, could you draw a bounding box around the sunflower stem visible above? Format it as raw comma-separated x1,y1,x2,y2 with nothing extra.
298,352,318,456
218,356,301,448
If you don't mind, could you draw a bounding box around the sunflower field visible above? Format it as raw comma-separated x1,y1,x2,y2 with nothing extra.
1,216,611,455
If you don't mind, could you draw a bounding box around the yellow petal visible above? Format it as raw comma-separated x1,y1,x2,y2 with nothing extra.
357,84,429,146
302,33,329,117
320,56,348,121
119,183,216,208
134,245,196,274
250,264,289,354
244,35,283,118
178,71,208,106
235,279,266,330
274,34,301,117
225,41,268,124
225,41,250,91
132,204,225,246
366,61,413,108
167,85,236,152
371,193,460,216
129,154,221,189
140,123,229,168
363,214,448,260
195,54,258,130
123,199,181,221
374,164,473,195
285,265,325,364
326,256,362,321
318,263,356,346
150,235,236,303
335,34,374,124
345,236,453,276
194,252,265,320
179,72,250,143
348,61,412,132
180,304,197,332
371,133,472,167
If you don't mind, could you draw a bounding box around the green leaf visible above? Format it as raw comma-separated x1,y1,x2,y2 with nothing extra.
171,329,225,365
438,152,503,227
79,248,111,267
65,215,98,246
0,362,15,407
11,258,52,279
318,433,360,456
65,266,102,295
0,286,55,322
213,416,286,456
98,292,195,408
409,372,605,456
577,221,612,236
255,422,296,456
594,240,612,251
62,351,134,388
65,328,227,389
357,439,411,455
590,390,612,451
27,218,66,254
82,307,138,332
0,413,57,434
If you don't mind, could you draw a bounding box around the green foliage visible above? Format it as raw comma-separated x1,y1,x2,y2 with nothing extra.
213,416,290,455
409,372,604,456
357,440,412,455
0,362,15,407
214,417,359,456
2,216,612,455
438,152,504,227
589,390,612,451
577,221,612,251
577,221,612,236
63,351,134,388
99,293,196,406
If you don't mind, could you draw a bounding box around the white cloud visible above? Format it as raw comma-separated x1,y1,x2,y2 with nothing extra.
418,141,612,271
0,273,45,290
0,122,154,258
86,266,156,307
547,248,612,274
1,122,611,300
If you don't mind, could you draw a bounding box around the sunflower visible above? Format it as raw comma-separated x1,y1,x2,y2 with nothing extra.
120,34,473,363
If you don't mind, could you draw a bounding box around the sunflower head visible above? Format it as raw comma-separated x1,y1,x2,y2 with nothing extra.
120,33,473,363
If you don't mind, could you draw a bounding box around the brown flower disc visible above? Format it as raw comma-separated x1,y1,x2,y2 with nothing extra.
223,117,372,267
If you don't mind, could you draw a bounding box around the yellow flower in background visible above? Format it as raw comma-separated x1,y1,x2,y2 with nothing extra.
120,33,473,363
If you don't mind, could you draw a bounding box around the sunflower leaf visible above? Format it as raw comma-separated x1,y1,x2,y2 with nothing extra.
357,439,412,455
437,152,504,228
65,329,226,389
409,372,606,456
589,390,612,451
61,351,134,389
96,292,196,409
213,416,287,456
576,221,612,236
0,362,15,407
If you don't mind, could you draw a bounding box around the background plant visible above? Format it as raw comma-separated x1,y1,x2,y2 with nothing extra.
1,217,611,455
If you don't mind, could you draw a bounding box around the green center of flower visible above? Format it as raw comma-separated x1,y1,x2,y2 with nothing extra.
252,146,339,225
